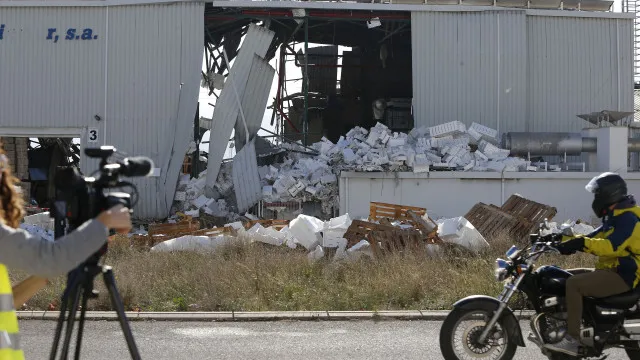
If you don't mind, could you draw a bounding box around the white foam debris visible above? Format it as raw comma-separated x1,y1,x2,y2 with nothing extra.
171,120,572,219
20,223,54,242
437,216,490,253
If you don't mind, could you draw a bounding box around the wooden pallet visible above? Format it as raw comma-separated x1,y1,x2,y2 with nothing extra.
244,219,290,231
190,226,236,237
500,194,557,226
369,202,427,223
464,203,535,243
147,219,201,244
368,228,426,258
343,220,399,248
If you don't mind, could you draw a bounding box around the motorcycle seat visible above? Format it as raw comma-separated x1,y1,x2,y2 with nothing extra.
588,287,640,309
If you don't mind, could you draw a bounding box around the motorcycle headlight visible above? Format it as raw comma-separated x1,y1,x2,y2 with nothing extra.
494,258,510,282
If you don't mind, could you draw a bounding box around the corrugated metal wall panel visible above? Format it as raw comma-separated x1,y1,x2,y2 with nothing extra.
0,7,106,128
206,24,275,188
526,16,633,133
411,11,526,133
106,2,203,220
0,2,203,220
411,11,632,142
232,139,261,213
161,1,204,220
234,54,275,151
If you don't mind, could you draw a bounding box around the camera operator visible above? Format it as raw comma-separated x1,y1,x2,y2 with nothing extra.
0,147,132,359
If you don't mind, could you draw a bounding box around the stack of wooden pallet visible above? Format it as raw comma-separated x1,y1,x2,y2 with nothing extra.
464,194,557,244
343,202,441,258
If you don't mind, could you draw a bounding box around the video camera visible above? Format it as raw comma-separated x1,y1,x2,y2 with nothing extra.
49,146,152,360
51,145,153,248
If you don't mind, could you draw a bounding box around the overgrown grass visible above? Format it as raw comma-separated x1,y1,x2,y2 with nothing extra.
9,235,597,312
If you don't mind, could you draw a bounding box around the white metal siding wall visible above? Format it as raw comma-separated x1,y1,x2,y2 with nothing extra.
106,3,203,220
411,11,634,137
526,16,634,133
0,7,106,128
411,11,527,133
0,2,204,220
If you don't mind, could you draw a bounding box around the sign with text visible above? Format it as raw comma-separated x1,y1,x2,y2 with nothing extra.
0,23,100,42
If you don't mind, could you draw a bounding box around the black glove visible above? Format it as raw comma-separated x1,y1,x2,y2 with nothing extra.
540,233,563,243
554,237,585,255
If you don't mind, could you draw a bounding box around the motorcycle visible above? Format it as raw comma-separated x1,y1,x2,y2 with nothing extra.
439,219,640,360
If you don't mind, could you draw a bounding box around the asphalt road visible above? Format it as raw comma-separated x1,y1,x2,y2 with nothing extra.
20,320,628,360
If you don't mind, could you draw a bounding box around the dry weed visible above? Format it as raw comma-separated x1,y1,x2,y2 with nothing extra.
8,234,601,312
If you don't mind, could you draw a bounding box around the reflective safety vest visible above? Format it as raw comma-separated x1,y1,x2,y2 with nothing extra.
0,264,23,360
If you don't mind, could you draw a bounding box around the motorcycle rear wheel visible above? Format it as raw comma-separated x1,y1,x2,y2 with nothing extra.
439,308,518,360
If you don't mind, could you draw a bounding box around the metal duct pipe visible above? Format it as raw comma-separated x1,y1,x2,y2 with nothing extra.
502,132,640,156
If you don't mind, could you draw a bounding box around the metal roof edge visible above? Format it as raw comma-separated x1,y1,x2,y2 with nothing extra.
209,0,632,18
0,0,203,7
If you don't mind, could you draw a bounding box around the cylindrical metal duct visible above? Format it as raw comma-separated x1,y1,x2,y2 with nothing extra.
629,138,640,152
502,132,640,156
502,132,586,156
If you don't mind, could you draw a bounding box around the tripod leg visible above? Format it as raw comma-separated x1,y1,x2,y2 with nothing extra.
102,267,141,360
60,280,84,360
50,270,83,360
49,289,71,360
73,287,91,360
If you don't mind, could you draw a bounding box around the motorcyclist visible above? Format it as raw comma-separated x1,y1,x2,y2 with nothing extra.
544,172,640,356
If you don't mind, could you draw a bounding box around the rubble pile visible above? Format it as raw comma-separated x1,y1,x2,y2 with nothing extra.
305,120,532,174
171,167,241,221
171,120,540,219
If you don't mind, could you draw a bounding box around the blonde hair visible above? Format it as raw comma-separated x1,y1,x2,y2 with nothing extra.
0,139,25,228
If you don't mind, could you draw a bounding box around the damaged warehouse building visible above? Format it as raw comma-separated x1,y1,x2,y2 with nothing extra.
0,0,638,228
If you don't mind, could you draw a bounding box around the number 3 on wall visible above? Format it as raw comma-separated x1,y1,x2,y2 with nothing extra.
88,127,99,143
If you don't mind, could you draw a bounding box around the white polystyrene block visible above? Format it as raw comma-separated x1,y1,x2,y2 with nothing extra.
289,214,324,250
379,132,391,144
343,148,357,163
174,191,186,201
467,128,482,142
366,131,380,146
192,195,210,209
474,150,488,161
437,217,489,253
428,121,467,138
469,122,498,140
486,161,506,172
388,136,406,147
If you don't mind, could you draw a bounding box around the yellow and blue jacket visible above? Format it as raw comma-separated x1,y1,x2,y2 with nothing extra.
571,196,640,289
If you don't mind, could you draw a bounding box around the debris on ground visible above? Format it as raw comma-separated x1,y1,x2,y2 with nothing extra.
171,120,555,220
20,212,54,241
15,196,598,263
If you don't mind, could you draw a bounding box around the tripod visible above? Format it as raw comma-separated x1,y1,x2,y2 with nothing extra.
49,258,141,360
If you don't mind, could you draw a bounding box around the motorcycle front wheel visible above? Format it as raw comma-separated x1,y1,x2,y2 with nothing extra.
439,307,518,360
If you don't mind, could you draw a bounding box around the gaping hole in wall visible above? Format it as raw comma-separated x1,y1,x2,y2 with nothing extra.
201,6,413,151
184,9,413,220
0,137,81,212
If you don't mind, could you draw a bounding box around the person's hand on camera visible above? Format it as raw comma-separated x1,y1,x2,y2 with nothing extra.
96,204,132,234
